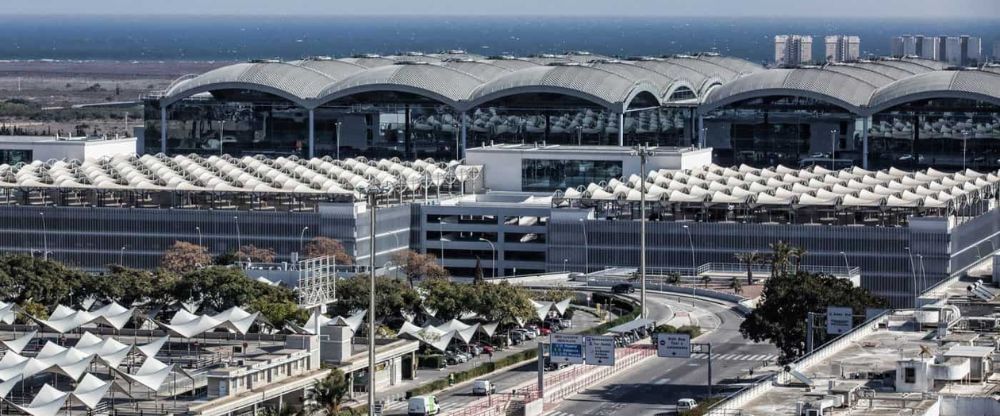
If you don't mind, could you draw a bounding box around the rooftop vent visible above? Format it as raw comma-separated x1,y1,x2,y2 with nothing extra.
250,59,281,64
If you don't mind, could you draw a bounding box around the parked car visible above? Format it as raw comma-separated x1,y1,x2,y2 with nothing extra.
544,356,569,371
612,283,635,294
525,324,541,336
516,328,537,339
677,398,698,411
539,327,552,336
544,318,565,330
472,342,494,354
510,330,528,343
560,318,573,328
447,350,468,363
471,379,496,396
407,395,440,416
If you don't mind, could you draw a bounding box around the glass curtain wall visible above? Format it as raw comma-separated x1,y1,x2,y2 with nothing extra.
521,159,623,192
869,98,1000,170
703,96,857,167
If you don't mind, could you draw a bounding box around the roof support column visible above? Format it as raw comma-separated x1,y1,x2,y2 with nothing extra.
697,114,705,148
862,117,870,170
460,112,467,160
618,112,625,147
308,109,315,158
160,106,168,155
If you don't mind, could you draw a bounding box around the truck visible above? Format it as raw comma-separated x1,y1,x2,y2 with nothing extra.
407,395,440,416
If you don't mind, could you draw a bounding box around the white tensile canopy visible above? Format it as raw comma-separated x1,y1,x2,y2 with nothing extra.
74,332,133,368
11,384,70,416
135,336,170,358
397,321,455,352
0,302,16,324
115,357,174,391
211,306,260,335
70,374,114,410
160,309,224,339
0,330,37,354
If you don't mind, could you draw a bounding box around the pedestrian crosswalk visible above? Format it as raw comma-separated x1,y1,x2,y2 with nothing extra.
689,353,777,361
547,412,577,416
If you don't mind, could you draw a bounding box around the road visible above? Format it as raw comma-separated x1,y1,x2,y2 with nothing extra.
545,294,779,416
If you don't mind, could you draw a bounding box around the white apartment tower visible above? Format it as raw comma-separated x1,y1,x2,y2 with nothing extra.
825,35,861,63
775,35,813,66
891,34,983,65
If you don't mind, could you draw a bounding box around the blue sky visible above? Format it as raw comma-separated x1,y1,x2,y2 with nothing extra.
13,0,1000,18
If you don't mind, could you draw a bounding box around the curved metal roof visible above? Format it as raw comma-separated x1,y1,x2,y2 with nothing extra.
869,70,1000,113
701,68,877,113
589,60,695,101
289,58,369,80
627,58,726,96
466,64,662,111
338,55,399,68
162,62,334,106
315,62,486,107
439,60,515,82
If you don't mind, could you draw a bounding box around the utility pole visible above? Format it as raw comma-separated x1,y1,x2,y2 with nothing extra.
632,144,654,319
362,182,390,416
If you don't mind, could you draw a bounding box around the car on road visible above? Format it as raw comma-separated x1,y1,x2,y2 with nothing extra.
407,395,440,416
471,342,494,354
471,379,496,396
612,283,635,294
544,356,569,371
677,398,698,411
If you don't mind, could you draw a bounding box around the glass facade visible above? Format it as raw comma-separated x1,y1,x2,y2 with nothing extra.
521,159,623,192
703,96,860,167
0,149,32,165
869,98,1000,170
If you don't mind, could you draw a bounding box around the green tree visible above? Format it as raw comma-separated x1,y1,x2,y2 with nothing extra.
536,285,573,302
420,279,471,320
769,241,793,277
247,283,308,329
85,265,158,307
790,246,808,274
305,369,351,415
470,281,535,325
303,237,353,265
730,276,742,294
665,271,682,285
0,254,89,307
734,251,765,285
161,241,212,274
171,266,265,311
237,245,277,263
739,269,887,362
392,250,448,288
330,275,420,325
700,274,711,288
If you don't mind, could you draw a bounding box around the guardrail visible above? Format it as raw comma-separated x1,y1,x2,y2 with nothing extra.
594,262,861,280
585,277,752,313
704,310,891,416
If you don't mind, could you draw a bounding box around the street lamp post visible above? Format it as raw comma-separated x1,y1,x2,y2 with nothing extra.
632,144,654,319
579,218,589,274
438,220,445,265
233,216,242,249
905,247,918,307
563,259,568,272
299,226,310,253
478,238,497,278
39,212,48,261
120,246,126,266
360,183,391,416
839,251,850,270
335,121,342,160
830,129,838,170
962,130,969,170
917,254,927,293
219,120,225,156
195,226,202,247
682,225,695,277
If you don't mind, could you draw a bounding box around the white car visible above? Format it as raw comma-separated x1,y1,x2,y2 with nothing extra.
677,398,698,411
471,380,496,396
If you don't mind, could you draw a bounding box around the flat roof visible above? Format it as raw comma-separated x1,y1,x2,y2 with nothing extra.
467,143,705,155
0,135,137,144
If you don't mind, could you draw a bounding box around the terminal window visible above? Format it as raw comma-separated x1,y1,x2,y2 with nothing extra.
522,159,623,192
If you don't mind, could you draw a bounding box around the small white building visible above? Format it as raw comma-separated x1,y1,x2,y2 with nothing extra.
466,144,712,192
0,135,137,163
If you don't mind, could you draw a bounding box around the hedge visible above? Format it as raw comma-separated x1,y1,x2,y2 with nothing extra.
406,349,539,397
417,354,445,369
580,293,639,336
654,324,702,339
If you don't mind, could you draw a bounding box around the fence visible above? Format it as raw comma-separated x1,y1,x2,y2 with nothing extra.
596,262,861,281
704,311,891,416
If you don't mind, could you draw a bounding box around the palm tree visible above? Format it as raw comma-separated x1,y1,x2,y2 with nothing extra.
259,406,301,416
700,274,712,288
665,271,681,285
305,369,351,415
789,246,808,274
734,251,764,285
769,241,793,277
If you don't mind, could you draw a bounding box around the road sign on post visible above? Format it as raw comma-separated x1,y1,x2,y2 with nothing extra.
550,334,585,364
826,306,854,335
585,336,615,366
656,333,691,358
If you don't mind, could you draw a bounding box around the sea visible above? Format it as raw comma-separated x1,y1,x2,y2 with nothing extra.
0,15,997,63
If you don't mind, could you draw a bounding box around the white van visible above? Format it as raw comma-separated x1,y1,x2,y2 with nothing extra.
407,395,440,416
472,379,496,395
677,398,698,411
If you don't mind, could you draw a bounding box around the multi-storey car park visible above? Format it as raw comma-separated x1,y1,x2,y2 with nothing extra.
144,52,1000,171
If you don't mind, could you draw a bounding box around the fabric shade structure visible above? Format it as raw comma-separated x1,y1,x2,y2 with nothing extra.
479,322,500,338
89,302,135,330
136,336,170,358
0,352,30,381
0,374,22,400
211,306,260,335
33,342,95,380
33,303,135,333
159,309,224,339
0,330,36,354
10,384,70,416
530,300,554,321
70,374,114,410
292,309,367,335
0,302,15,325
74,332,133,368
397,321,455,352
115,356,174,391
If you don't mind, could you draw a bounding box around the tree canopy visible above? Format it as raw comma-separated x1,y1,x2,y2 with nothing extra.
392,250,449,287
161,241,212,274
303,237,353,265
0,254,90,307
329,275,421,326
739,243,886,362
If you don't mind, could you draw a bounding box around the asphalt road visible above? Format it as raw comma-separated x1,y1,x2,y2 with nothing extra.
544,294,779,416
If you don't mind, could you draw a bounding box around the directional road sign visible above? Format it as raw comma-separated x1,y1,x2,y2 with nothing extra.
584,336,615,366
550,334,584,364
656,333,691,358
826,306,853,335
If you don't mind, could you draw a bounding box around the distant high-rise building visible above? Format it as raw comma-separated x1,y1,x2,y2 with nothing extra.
825,35,860,63
775,35,813,66
917,35,939,60
890,34,983,66
963,36,982,65
890,37,905,57
993,41,1000,61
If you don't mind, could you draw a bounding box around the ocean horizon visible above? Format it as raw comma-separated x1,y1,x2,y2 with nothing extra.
0,15,997,63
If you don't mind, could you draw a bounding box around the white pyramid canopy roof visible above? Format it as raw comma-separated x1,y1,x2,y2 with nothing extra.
12,384,70,416
397,321,454,352
0,302,15,325
136,336,170,358
162,309,224,338
479,322,499,338
0,352,30,381
71,374,113,410
116,357,174,391
74,332,133,368
453,323,480,344
0,374,22,399
90,302,135,330
212,306,260,335
0,330,36,354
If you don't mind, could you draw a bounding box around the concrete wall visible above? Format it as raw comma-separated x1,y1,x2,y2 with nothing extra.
0,137,137,161
939,396,1000,416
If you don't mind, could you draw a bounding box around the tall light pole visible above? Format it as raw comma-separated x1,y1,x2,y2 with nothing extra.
478,238,497,278
233,216,242,249
905,247,917,307
839,251,850,270
438,220,445,265
917,254,927,294
682,225,695,276
299,226,310,252
335,121,342,160
219,120,226,156
632,144,653,319
563,259,568,272
361,183,390,416
579,218,589,274
830,129,838,170
39,212,48,261
195,226,203,247
962,130,969,170
120,246,126,266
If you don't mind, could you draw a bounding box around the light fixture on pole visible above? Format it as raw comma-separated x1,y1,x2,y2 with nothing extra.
478,237,497,278
830,129,838,170
578,218,589,274
631,144,654,319
359,180,392,416
39,212,48,261
904,247,917,307
233,216,242,249
195,226,202,247
839,251,849,270
299,226,310,252
335,121,342,160
120,246,126,266
682,225,695,277
962,130,969,170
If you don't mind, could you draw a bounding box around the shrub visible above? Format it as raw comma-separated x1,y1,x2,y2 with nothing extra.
406,349,539,397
